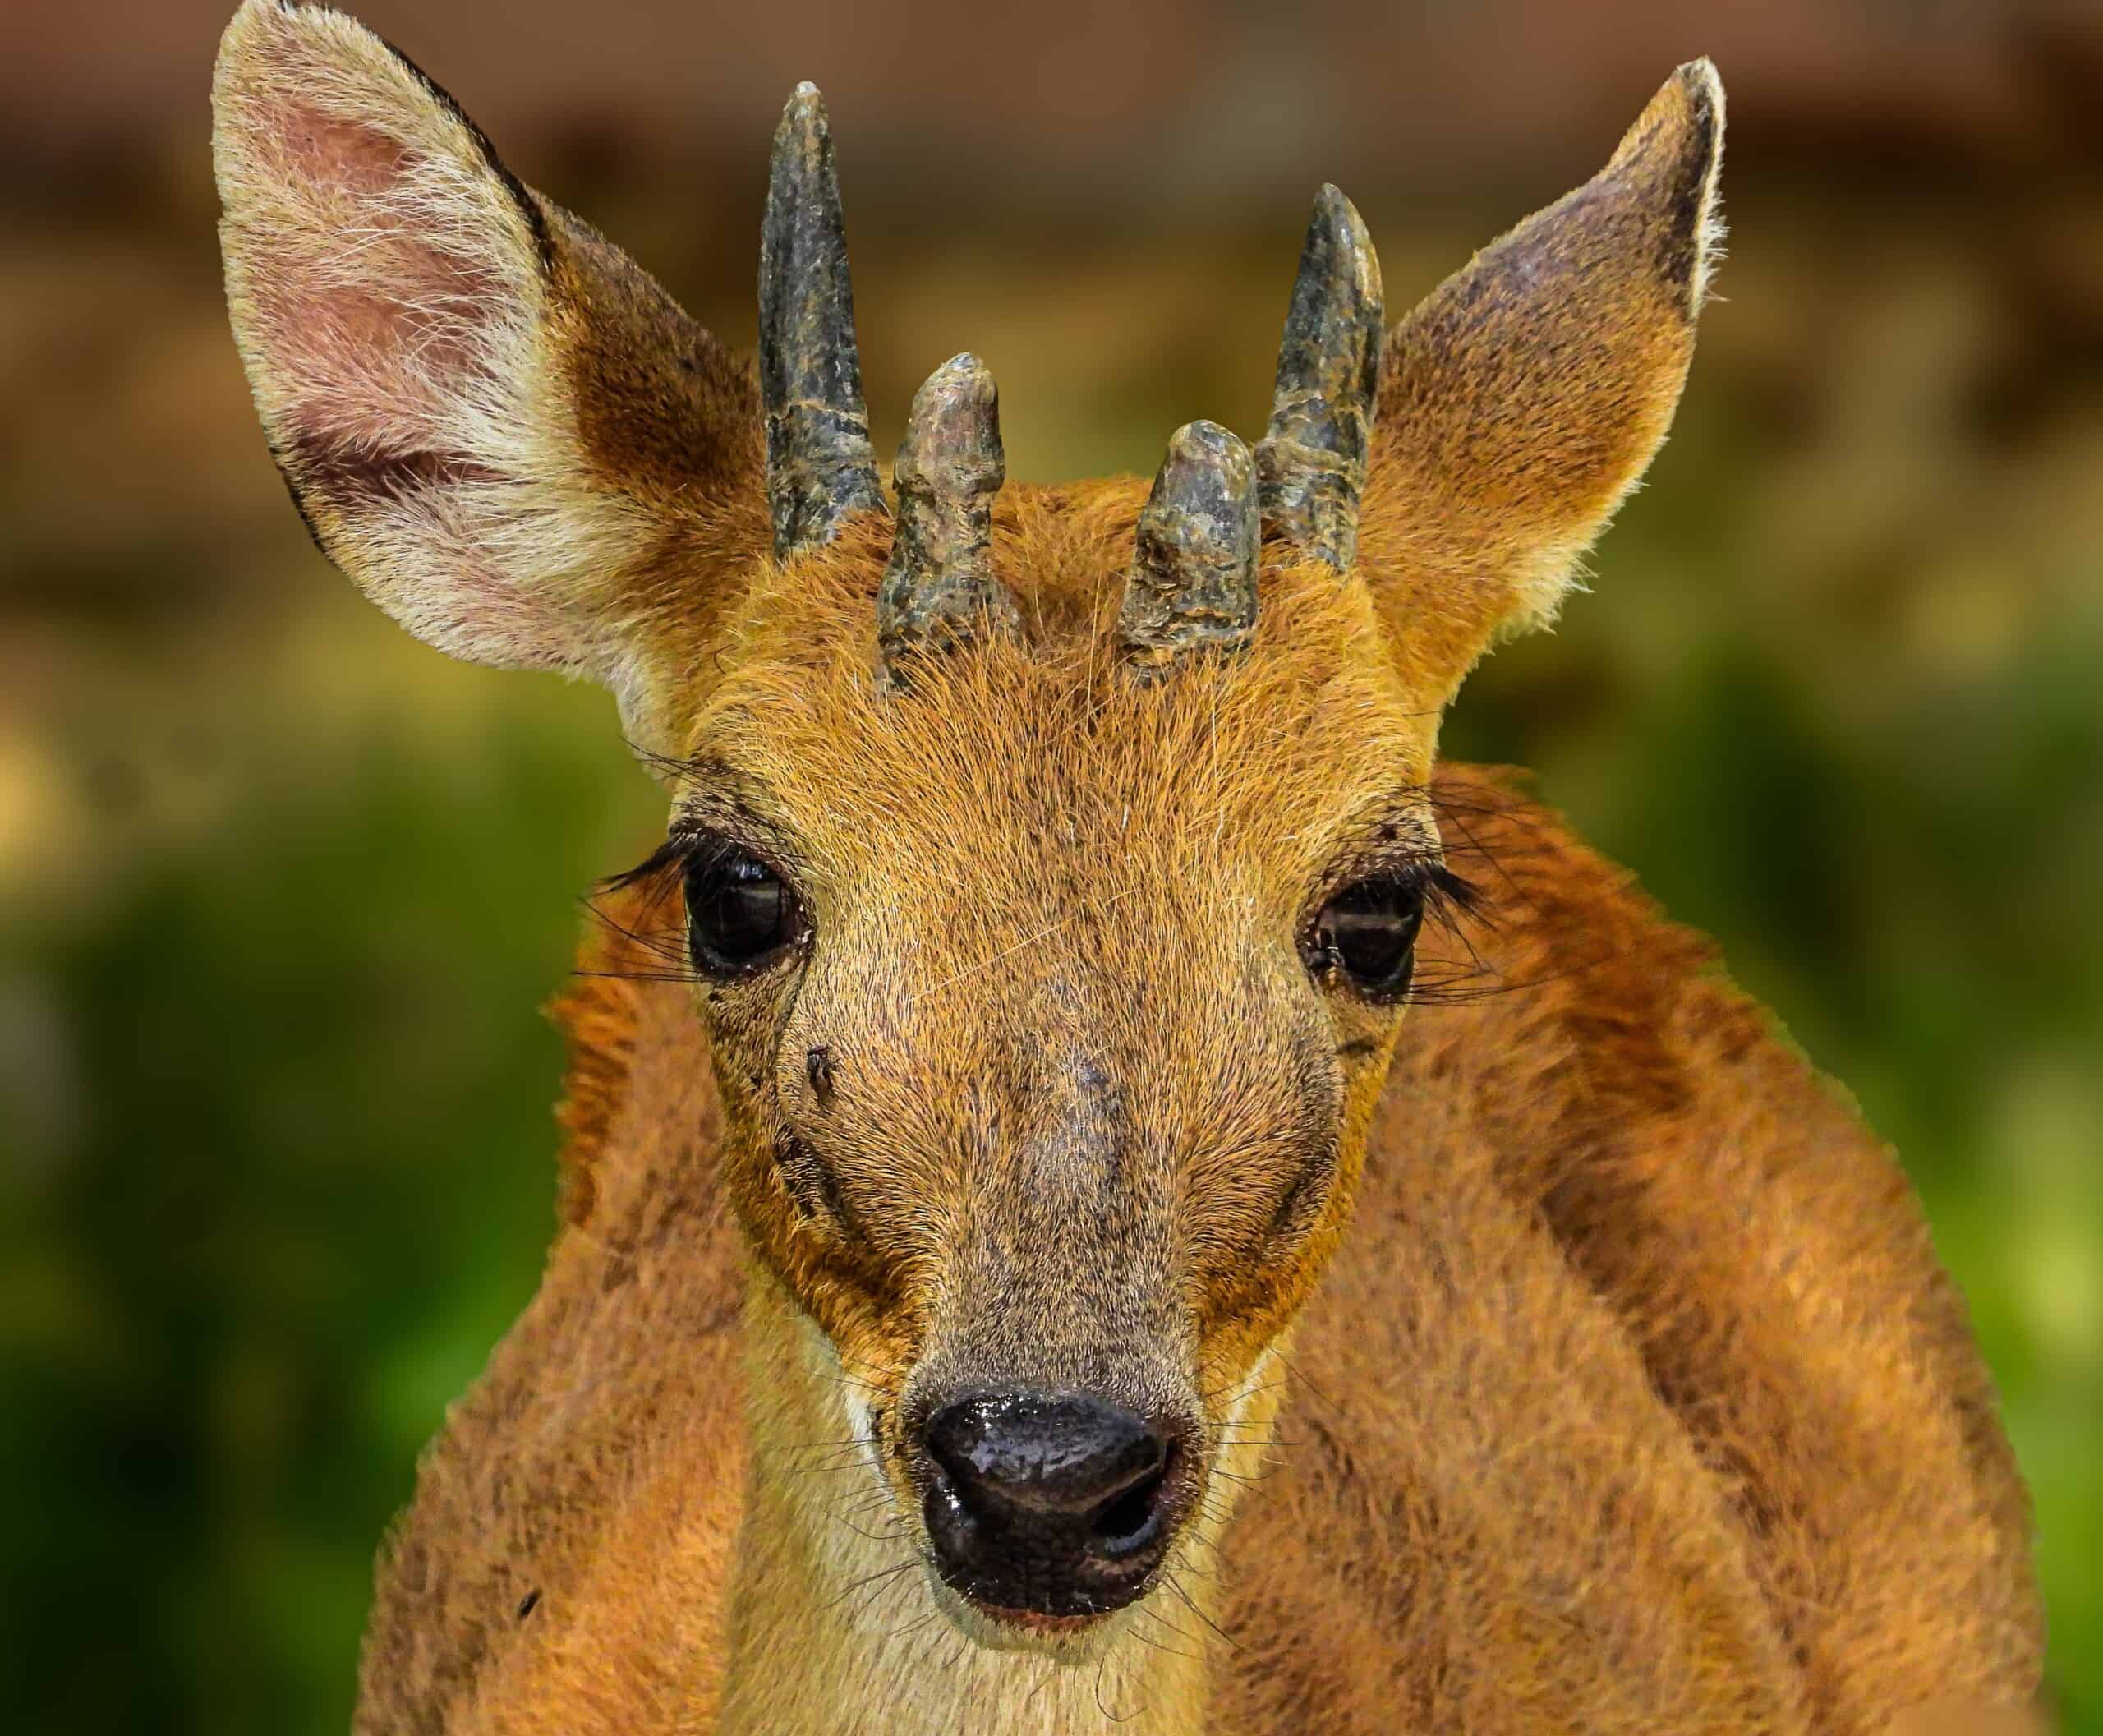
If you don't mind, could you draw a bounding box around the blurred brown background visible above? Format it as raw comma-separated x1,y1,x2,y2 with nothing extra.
2,2,2098,1733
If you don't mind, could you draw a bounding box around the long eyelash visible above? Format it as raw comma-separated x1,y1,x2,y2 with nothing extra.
579,838,706,984
598,820,774,900
598,836,693,897
1413,859,1484,928
1403,860,1504,1008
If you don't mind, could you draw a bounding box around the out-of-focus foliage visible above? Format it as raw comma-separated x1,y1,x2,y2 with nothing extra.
2,2,2097,1731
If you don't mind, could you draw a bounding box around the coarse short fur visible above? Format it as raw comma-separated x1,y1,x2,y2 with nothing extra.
211,3,2046,1730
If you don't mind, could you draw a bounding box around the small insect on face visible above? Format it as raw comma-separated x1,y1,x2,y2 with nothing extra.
601,535,1477,1641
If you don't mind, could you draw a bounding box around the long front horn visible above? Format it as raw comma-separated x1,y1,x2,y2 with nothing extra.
877,353,1019,673
759,82,885,559
1118,420,1259,674
1254,184,1383,569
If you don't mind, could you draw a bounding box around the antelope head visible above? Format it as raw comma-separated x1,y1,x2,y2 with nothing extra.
214,0,1723,1651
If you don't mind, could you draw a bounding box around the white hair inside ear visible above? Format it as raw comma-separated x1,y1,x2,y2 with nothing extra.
211,0,656,694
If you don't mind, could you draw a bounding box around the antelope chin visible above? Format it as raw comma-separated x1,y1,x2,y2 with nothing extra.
924,1569,1139,1660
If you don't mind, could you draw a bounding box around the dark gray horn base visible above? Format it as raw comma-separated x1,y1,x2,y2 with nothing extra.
877,353,1019,679
760,82,886,559
1119,420,1259,678
1255,184,1383,571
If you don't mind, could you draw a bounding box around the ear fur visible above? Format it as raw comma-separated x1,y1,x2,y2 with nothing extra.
1360,61,1724,698
212,0,764,733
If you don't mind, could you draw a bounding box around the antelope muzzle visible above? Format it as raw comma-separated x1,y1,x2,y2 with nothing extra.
914,1390,1200,1621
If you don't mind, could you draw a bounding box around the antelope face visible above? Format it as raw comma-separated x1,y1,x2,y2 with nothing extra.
673,527,1452,1634
214,0,1721,1653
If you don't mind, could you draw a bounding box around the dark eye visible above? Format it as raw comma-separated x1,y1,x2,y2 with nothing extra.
683,845,803,975
1308,877,1425,999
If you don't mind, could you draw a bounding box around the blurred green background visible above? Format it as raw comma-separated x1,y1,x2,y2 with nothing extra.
1,1,2097,1731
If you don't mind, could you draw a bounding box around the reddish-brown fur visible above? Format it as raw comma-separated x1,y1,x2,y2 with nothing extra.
358,767,2040,1734
210,5,2045,1730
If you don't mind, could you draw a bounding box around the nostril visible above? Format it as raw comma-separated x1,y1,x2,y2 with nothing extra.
1089,1467,1164,1550
1088,1438,1177,1556
923,1425,972,1495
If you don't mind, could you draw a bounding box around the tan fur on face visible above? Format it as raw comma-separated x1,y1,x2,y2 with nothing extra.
650,492,1444,1626
213,10,2043,1733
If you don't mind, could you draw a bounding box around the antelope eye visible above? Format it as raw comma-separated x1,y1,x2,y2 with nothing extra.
1309,877,1425,999
683,846,802,974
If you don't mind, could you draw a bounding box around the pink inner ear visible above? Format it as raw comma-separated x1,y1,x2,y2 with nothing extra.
237,94,529,502
281,102,414,199
219,22,628,678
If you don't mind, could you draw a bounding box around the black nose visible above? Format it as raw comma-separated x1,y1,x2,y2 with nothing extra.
919,1392,1186,1618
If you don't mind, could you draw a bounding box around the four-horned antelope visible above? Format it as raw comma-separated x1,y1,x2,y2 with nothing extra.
213,3,2046,1731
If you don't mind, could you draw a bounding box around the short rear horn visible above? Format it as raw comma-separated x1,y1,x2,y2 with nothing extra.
877,353,1019,676
1118,420,1259,675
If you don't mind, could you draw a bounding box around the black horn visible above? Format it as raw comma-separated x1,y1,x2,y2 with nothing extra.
759,82,886,559
1254,185,1383,569
1118,420,1259,674
877,353,1019,672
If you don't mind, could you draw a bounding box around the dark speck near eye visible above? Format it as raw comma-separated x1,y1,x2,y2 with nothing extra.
516,1589,541,1620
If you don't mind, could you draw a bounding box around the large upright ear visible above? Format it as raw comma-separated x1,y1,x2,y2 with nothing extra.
212,0,766,738
1359,62,1723,700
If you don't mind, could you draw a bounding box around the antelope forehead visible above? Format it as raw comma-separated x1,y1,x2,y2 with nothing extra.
746,707,1428,887
698,568,1429,810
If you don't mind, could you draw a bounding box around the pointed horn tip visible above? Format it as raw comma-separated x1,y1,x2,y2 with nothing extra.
1312,182,1356,224
775,81,831,140
1302,184,1378,288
